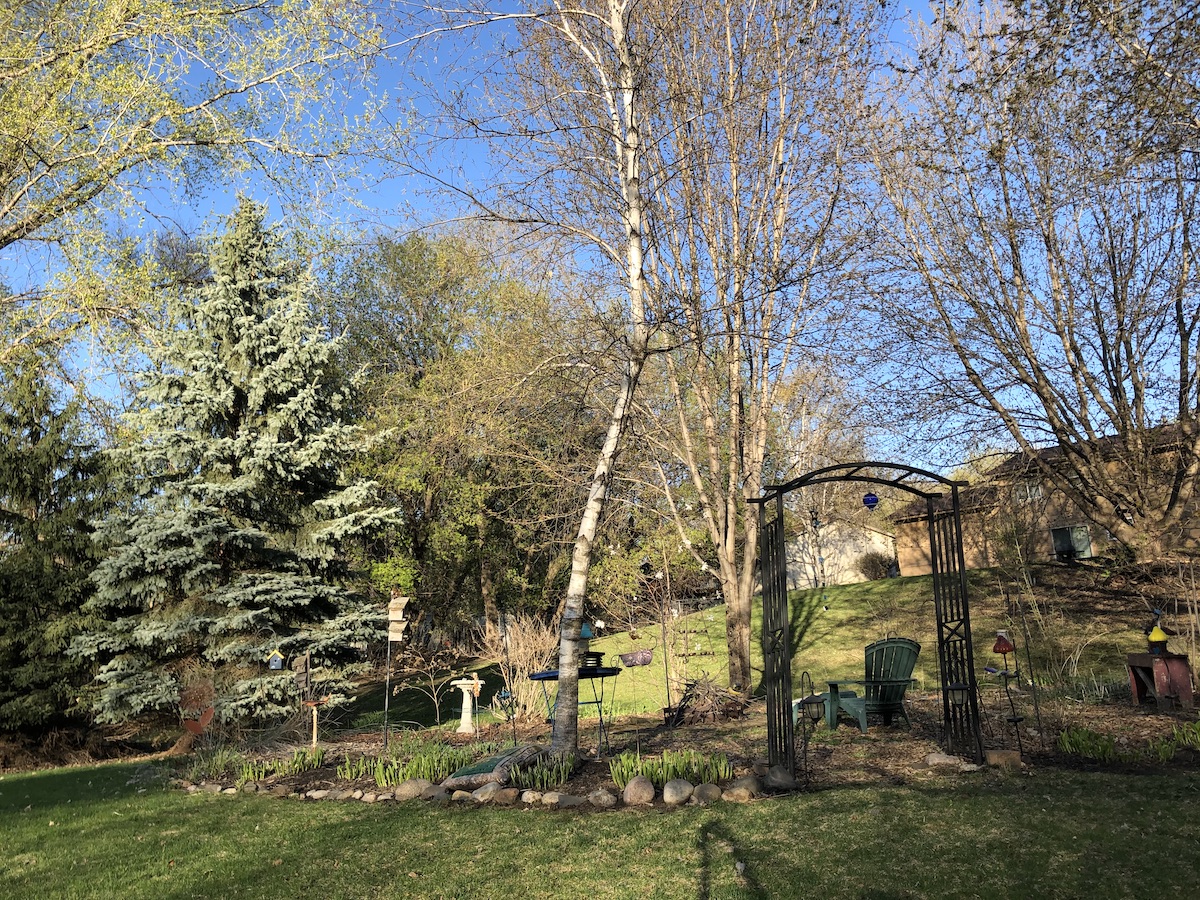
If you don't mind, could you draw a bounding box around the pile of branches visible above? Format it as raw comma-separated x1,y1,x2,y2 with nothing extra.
666,677,748,726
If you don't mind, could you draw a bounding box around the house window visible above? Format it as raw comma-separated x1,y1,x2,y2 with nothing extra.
1051,525,1092,561
1013,480,1043,503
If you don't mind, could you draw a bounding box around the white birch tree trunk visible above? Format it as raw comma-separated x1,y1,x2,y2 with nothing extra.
549,0,651,756
405,0,657,756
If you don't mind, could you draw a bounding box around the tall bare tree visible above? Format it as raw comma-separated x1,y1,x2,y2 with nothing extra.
631,0,884,689
407,0,885,728
865,5,1200,561
1011,0,1200,162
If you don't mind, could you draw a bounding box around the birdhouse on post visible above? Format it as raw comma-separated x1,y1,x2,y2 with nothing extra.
388,592,410,644
382,592,411,751
292,652,311,699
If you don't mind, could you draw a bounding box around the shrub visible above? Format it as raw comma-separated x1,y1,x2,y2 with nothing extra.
1172,720,1200,751
278,747,326,774
1056,727,1118,762
237,759,271,786
369,747,476,786
337,754,371,781
509,755,574,791
186,745,243,782
856,550,896,582
475,615,559,722
609,750,641,789
329,740,513,787
1056,723,1200,766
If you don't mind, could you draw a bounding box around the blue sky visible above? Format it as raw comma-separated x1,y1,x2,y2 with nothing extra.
3,4,961,469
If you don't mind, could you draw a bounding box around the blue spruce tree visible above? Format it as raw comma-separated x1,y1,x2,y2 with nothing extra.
76,201,399,725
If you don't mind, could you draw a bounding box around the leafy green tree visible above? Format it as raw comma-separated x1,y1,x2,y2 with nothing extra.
320,233,492,385
0,349,108,732
0,0,393,364
323,233,597,635
320,232,498,630
75,201,399,725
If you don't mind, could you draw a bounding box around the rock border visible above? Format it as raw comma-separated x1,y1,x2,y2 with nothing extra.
175,751,1005,811
175,772,769,811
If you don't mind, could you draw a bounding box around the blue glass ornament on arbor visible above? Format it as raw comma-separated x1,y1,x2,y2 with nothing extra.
863,491,879,511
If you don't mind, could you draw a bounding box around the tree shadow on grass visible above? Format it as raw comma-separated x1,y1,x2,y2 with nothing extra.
695,817,768,900
0,761,150,814
750,586,823,697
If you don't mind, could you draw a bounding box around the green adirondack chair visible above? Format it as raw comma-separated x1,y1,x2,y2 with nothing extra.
825,637,921,733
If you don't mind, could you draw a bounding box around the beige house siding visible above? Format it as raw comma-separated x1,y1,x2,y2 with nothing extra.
895,509,992,577
787,523,895,588
895,479,1118,577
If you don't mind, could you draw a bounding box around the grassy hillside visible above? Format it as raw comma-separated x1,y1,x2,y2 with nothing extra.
588,563,1173,717
347,562,1187,732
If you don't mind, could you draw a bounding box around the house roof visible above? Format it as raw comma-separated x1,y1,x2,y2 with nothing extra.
891,422,1187,524
890,483,998,524
989,423,1185,477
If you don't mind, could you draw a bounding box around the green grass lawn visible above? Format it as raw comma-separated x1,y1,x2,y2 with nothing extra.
3,568,1196,898
589,566,1153,717
3,759,1198,899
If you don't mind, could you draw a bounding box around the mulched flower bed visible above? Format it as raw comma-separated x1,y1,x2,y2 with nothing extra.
6,689,1196,805
190,690,1197,803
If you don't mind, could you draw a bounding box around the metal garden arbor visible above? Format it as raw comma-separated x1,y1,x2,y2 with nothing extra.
750,462,985,774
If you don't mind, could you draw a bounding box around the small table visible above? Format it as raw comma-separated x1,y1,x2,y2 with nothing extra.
1127,652,1194,711
530,666,620,752
824,684,865,732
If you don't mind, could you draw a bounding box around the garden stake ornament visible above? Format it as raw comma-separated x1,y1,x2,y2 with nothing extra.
985,631,1024,756
796,672,825,784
